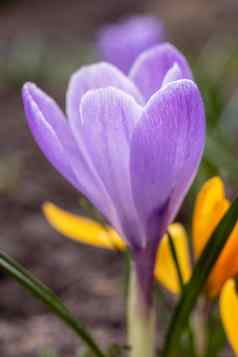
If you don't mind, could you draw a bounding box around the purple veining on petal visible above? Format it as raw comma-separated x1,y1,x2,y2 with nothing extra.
79,86,144,247
66,63,143,127
130,79,205,245
130,43,193,101
97,15,165,73
22,83,79,189
165,82,206,223
129,79,205,303
22,83,117,223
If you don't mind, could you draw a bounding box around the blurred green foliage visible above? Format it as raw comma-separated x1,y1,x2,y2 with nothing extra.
0,0,18,7
178,40,238,224
194,40,238,188
39,349,58,357
0,36,95,91
39,344,127,357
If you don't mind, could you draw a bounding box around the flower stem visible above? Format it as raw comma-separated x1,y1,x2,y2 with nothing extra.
167,231,184,290
127,263,156,357
191,297,208,357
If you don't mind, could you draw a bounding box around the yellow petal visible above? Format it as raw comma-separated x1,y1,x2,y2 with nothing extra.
206,220,238,298
154,223,191,294
42,202,126,251
192,177,230,259
192,177,238,298
106,227,127,251
220,279,238,356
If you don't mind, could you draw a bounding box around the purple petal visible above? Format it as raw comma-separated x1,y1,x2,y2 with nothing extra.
22,83,116,221
22,83,79,188
97,15,165,73
66,62,143,126
130,43,193,101
130,79,205,245
79,87,144,246
161,62,183,87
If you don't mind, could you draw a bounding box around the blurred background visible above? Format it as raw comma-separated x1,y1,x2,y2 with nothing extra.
1,0,238,356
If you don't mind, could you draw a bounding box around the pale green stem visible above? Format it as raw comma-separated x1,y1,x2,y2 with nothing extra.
127,264,156,357
191,297,207,357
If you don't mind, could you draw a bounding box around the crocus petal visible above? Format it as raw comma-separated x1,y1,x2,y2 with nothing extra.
22,83,78,188
43,202,126,251
161,63,183,88
206,220,238,298
66,62,143,125
22,83,116,221
66,63,142,217
97,15,165,73
192,177,238,298
220,280,238,356
80,87,143,246
155,224,191,294
130,80,205,245
192,177,230,259
130,43,193,101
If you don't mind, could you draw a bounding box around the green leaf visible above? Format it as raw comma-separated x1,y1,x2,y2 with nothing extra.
167,232,184,291
204,308,226,357
167,232,197,357
162,196,238,357
0,250,105,357
39,349,58,357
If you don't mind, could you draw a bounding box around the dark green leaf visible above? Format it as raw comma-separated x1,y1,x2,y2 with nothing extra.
162,196,238,357
0,250,105,357
204,308,226,357
167,231,184,291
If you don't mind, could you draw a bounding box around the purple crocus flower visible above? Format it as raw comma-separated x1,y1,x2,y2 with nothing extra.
22,43,205,306
97,15,165,73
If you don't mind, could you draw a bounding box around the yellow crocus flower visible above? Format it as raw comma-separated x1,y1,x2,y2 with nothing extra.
192,177,238,298
156,176,238,356
43,177,238,355
220,279,238,356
